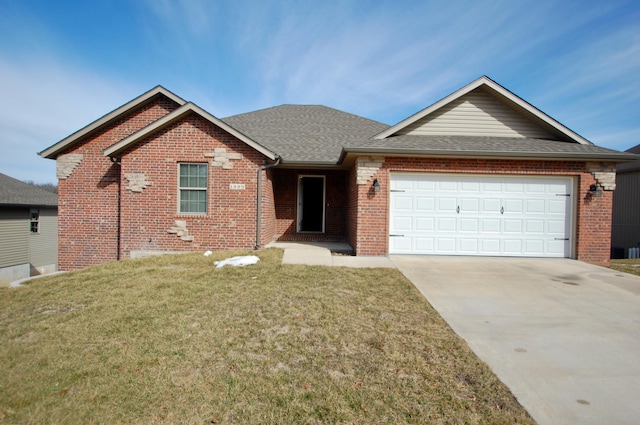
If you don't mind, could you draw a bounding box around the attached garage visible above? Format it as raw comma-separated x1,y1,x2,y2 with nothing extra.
389,173,574,257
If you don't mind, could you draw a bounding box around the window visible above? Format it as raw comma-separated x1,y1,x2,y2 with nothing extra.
30,209,39,233
179,163,207,214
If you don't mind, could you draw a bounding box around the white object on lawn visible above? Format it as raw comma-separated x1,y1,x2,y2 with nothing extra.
214,255,260,268
203,250,213,257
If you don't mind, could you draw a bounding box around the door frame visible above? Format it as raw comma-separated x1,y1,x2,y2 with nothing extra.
297,175,326,233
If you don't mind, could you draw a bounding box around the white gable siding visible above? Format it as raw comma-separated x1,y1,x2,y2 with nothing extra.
398,89,557,139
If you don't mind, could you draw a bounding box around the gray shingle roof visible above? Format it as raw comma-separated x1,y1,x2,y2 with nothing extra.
617,144,640,172
341,135,635,161
0,173,57,207
223,105,389,164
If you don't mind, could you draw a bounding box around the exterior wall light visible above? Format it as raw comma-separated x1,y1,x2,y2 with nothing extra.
373,179,380,193
589,183,602,197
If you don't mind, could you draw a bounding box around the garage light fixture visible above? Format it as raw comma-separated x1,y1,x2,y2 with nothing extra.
589,183,602,197
373,179,380,193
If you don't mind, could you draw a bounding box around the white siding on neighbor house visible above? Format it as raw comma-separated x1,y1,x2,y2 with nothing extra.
398,89,558,139
0,209,29,268
29,207,58,269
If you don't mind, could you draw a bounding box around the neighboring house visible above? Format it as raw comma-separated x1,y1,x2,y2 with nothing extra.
0,173,58,285
39,76,634,270
611,144,640,258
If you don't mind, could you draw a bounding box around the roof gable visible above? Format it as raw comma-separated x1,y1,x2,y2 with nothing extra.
374,76,591,145
103,102,277,160
0,173,57,207
39,86,186,159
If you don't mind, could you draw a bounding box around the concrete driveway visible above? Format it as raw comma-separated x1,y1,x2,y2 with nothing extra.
391,256,640,425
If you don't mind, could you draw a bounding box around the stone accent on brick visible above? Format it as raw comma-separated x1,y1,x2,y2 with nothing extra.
204,148,244,170
167,220,194,242
587,162,616,190
356,156,384,185
56,154,84,179
124,173,153,192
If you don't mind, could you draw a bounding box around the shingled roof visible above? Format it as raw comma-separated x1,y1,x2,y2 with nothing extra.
222,105,389,165
617,144,640,172
341,135,635,162
0,173,57,207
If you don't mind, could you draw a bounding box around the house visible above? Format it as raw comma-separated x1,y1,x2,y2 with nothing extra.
38,76,634,270
0,173,58,285
611,143,640,258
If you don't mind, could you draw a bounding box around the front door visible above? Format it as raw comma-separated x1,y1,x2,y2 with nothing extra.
297,176,325,232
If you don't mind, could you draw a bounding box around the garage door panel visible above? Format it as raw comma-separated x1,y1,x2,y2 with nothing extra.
437,238,456,252
459,238,479,253
481,218,501,233
525,219,544,233
481,239,500,253
481,199,501,213
416,197,435,211
415,217,435,231
460,198,479,212
389,174,572,258
438,197,457,211
460,218,479,232
415,238,434,252
392,216,413,232
393,196,413,210
437,218,456,232
548,199,567,214
504,199,524,213
526,199,545,213
503,219,523,233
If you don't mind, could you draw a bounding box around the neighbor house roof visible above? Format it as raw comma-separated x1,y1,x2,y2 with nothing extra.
617,144,640,173
39,86,186,159
222,105,389,165
103,102,278,160
0,173,57,207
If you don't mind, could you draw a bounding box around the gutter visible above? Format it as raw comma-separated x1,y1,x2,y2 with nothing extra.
338,147,639,164
256,156,281,249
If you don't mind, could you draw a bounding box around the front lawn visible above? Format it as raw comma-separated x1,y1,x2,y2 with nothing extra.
610,259,640,277
0,249,534,424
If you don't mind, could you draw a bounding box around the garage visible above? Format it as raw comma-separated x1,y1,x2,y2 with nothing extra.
389,173,574,257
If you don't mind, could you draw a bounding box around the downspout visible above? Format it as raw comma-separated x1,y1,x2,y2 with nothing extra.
256,156,281,249
110,156,122,260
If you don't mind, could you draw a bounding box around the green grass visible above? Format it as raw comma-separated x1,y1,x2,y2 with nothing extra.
0,249,535,424
610,259,640,276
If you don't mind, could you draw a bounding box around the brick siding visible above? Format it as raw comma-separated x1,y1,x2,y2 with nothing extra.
118,112,268,259
57,97,181,270
349,157,615,266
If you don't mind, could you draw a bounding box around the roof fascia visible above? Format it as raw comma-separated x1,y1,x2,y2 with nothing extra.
39,86,186,159
372,76,592,145
103,102,277,160
338,147,637,164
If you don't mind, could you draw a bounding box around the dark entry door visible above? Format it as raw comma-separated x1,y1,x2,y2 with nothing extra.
298,176,325,232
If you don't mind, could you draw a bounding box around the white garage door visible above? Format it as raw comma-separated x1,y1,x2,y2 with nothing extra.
389,174,573,257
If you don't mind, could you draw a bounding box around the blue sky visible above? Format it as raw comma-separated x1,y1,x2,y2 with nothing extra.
1,0,639,184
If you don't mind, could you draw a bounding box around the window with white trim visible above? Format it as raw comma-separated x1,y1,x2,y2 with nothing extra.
179,163,207,214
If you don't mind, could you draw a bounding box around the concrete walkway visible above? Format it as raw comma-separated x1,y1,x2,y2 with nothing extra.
391,255,640,425
266,241,396,268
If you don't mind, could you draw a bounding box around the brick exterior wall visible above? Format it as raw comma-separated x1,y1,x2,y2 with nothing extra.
349,156,615,266
118,112,269,259
57,96,181,270
272,169,347,241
